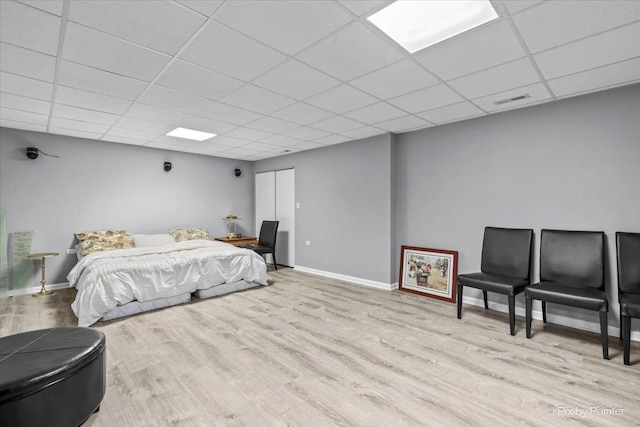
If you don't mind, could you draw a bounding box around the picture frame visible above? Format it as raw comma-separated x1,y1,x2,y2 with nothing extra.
398,246,458,303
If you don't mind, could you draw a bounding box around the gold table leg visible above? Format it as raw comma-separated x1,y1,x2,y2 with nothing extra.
33,256,53,297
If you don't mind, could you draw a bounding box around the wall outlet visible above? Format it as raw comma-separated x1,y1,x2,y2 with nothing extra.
66,248,77,255
305,241,311,245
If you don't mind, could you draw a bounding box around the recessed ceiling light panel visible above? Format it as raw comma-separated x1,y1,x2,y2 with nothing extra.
166,127,216,141
367,0,499,53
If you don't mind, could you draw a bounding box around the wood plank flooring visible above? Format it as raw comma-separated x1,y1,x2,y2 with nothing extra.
1,268,639,426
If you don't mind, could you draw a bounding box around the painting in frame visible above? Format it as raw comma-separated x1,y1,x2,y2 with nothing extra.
399,246,458,303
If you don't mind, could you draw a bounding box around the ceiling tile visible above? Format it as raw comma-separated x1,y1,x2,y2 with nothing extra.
138,85,211,115
338,1,389,16
156,60,244,101
448,58,540,99
101,135,148,146
206,135,252,148
0,43,56,82
179,116,237,135
0,92,50,115
104,126,161,141
514,0,640,54
68,0,205,55
271,102,334,125
49,116,110,133
388,84,463,113
214,0,353,55
146,139,196,150
245,116,299,134
305,84,377,114
533,22,640,80
283,127,330,140
291,141,324,151
472,83,552,112
49,127,104,140
18,0,64,16
0,1,60,55
198,102,262,126
548,57,640,99
175,1,223,17
414,20,526,81
184,143,229,155
218,147,260,157
240,141,282,152
416,101,484,124
296,22,404,81
0,107,48,125
343,102,405,124
55,86,131,115
57,60,148,101
180,22,287,82
262,134,303,147
114,116,174,134
126,103,192,125
315,134,351,145
349,59,439,99
340,126,387,140
220,84,295,115
311,115,363,133
62,22,171,82
52,104,119,126
252,59,340,100
374,115,431,133
225,127,274,141
0,119,46,133
0,72,53,101
503,0,543,15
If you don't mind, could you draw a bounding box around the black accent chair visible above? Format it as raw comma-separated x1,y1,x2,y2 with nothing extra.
616,232,640,366
246,220,279,270
457,227,533,335
525,229,609,359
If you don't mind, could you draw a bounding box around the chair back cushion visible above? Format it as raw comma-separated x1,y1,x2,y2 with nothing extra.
540,229,604,289
617,232,640,295
258,220,279,248
481,227,533,280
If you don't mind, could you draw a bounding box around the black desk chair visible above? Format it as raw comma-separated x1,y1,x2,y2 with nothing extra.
616,232,640,366
246,220,279,270
457,227,533,335
526,229,609,359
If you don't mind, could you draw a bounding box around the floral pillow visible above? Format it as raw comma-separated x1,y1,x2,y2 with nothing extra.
170,228,210,242
75,230,135,256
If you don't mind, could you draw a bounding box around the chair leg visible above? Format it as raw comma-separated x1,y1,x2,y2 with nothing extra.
508,295,516,336
599,311,609,360
483,290,488,309
526,297,532,338
272,251,277,270
622,315,631,366
456,283,463,319
620,311,623,341
542,301,547,323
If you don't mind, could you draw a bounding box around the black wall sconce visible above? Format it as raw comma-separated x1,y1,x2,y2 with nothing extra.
26,147,59,159
164,162,172,172
234,168,241,177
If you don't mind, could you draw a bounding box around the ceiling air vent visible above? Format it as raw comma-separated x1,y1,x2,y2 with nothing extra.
494,94,531,106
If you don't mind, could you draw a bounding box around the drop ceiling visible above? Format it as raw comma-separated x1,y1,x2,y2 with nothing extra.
1,0,639,161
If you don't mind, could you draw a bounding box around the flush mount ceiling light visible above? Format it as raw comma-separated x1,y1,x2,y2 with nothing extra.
367,0,499,54
166,127,216,141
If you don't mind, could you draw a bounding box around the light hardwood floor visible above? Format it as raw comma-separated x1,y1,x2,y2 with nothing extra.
1,269,639,427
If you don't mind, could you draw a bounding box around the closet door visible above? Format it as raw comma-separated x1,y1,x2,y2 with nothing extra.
255,171,276,244
275,169,295,267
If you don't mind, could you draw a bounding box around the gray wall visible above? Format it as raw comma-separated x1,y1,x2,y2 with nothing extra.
0,127,253,285
255,134,395,284
395,84,640,333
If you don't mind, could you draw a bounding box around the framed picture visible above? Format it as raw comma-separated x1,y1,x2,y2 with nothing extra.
399,246,458,303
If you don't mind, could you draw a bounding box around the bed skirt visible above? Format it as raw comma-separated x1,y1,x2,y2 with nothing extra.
193,280,261,299
101,293,192,321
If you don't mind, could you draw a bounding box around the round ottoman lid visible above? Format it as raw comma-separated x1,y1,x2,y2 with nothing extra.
0,327,105,402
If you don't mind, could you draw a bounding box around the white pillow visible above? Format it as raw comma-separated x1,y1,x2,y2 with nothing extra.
132,234,176,248
75,243,83,261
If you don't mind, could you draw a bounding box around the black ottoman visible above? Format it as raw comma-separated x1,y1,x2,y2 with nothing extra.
0,327,106,427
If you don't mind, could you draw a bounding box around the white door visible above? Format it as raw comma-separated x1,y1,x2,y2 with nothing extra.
255,172,275,235
275,169,295,267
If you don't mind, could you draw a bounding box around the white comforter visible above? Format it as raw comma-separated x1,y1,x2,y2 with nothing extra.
68,240,268,326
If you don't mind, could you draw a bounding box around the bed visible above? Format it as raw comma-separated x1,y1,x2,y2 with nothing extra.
67,239,268,327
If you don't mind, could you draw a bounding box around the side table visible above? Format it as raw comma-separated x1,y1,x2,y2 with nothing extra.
27,252,59,296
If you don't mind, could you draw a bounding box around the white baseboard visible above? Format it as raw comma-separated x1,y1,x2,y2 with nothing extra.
462,295,640,342
293,265,397,291
2,282,71,298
